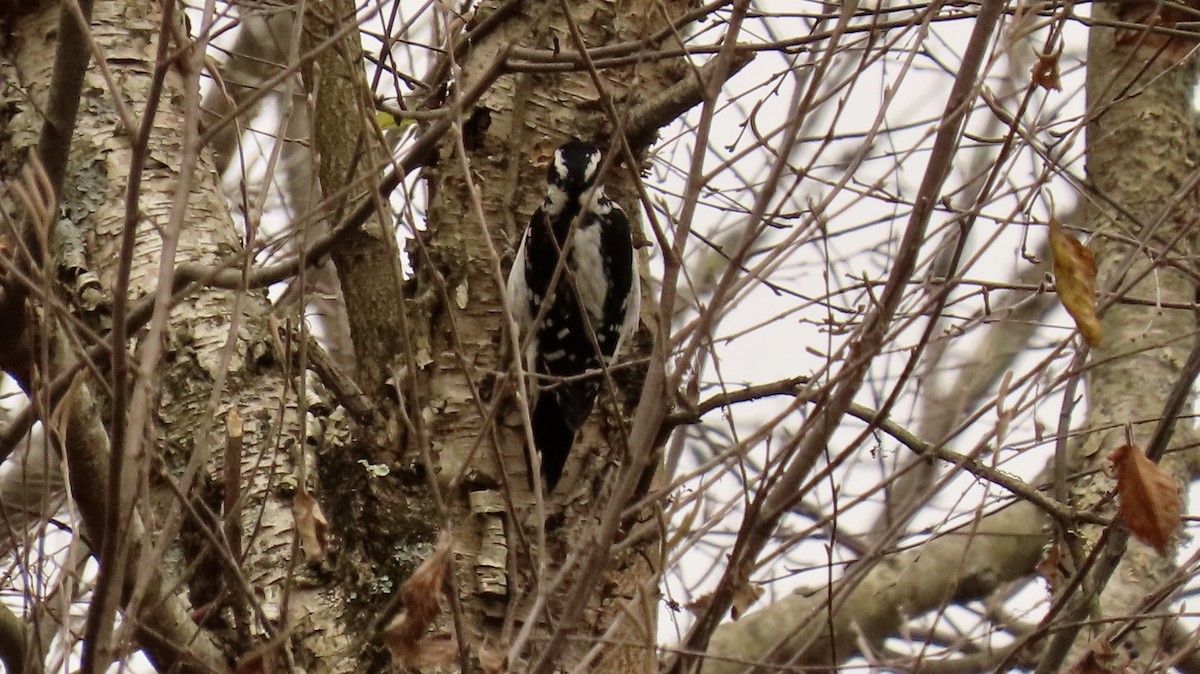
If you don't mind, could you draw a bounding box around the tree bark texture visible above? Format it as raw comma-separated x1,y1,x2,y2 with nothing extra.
1068,4,1200,668
701,485,1049,672
0,0,696,671
407,1,687,670
301,0,408,399
0,0,355,670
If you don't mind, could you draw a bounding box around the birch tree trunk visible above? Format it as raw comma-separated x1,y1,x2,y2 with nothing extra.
0,0,684,671
15,0,1194,672
1040,4,1200,670
406,2,691,669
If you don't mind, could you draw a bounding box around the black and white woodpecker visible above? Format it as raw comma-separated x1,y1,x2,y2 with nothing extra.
506,139,640,492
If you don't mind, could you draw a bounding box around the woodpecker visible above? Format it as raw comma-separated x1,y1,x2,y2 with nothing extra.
506,139,640,492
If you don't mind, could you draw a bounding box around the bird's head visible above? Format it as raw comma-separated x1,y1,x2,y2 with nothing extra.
546,140,603,208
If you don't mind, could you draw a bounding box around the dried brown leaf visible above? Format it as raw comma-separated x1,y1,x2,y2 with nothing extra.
1036,540,1063,591
730,583,764,620
1049,218,1101,346
1031,50,1062,91
384,532,455,667
292,492,329,562
686,582,763,621
1109,444,1182,554
684,592,713,617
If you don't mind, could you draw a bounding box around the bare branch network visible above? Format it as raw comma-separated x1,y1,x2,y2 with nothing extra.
0,0,1197,672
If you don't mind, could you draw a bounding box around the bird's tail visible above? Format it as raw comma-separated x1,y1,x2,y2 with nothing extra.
532,382,599,492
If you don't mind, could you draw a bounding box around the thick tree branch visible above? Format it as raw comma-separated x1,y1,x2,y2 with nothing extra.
176,48,508,291
32,0,95,259
701,494,1048,673
58,378,226,674
300,0,408,396
624,50,756,151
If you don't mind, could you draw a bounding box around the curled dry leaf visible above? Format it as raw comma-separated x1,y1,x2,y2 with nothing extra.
684,592,713,618
1048,218,1101,347
384,532,456,668
1035,540,1063,591
1109,444,1182,554
730,583,765,620
292,492,329,562
687,582,763,621
1031,49,1063,91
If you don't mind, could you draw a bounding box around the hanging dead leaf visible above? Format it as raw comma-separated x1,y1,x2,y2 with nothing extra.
384,533,456,668
1109,444,1182,554
1031,49,1063,91
1035,540,1063,591
292,492,329,562
685,592,713,617
730,583,765,620
1049,218,1101,347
